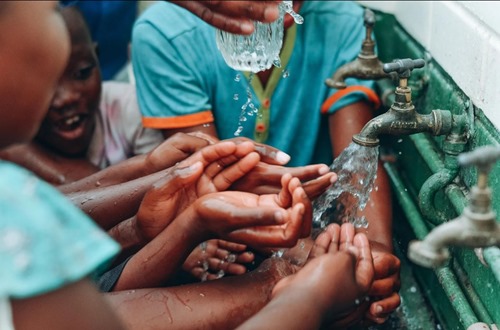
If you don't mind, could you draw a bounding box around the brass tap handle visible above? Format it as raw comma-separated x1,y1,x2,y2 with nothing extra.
458,145,500,175
383,58,425,79
364,8,375,28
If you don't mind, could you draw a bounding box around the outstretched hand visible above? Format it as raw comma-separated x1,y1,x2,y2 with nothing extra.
244,223,374,330
191,173,312,247
136,140,261,241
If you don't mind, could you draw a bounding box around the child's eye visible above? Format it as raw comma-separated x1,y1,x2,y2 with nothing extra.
73,65,95,80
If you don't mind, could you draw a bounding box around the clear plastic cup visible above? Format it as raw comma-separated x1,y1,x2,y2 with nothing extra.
215,2,290,73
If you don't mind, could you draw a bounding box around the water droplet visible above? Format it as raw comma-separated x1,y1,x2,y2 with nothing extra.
354,299,360,305
398,151,402,155
233,94,239,100
234,126,243,136
410,286,417,293
273,57,282,68
234,74,241,82
397,138,403,143
282,69,290,78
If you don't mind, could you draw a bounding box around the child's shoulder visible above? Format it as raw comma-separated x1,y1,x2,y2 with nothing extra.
0,161,120,299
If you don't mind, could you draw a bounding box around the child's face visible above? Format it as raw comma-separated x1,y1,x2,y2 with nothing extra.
36,7,101,157
0,1,69,149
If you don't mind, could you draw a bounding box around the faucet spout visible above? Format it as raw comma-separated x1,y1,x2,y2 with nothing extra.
352,102,453,147
325,8,389,89
408,145,500,268
408,209,500,268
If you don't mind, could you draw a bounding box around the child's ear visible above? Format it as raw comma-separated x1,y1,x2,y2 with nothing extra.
93,42,99,57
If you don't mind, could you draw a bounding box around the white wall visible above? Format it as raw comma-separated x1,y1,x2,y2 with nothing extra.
357,1,500,129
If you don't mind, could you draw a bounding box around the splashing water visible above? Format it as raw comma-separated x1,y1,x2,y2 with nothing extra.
234,73,256,136
282,1,304,24
313,142,379,229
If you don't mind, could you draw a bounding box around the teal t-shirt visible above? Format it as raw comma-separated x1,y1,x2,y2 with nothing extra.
0,161,120,299
133,1,376,166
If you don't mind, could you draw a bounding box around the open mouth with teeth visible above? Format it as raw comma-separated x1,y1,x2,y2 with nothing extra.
53,113,90,140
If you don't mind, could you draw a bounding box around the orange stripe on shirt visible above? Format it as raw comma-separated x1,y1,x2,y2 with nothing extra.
320,86,381,114
142,110,214,129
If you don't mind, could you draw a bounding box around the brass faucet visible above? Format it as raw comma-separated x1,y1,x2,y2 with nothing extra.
352,58,453,147
325,8,389,89
408,145,500,268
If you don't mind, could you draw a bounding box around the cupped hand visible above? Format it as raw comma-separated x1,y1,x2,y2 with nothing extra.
192,174,311,247
273,223,374,324
183,239,254,281
136,140,261,241
230,162,336,198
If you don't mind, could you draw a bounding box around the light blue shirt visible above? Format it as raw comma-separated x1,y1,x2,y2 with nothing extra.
133,1,376,166
0,161,120,299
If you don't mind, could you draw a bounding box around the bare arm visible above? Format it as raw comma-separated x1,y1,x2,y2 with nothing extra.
106,256,295,330
0,143,99,185
59,132,211,194
12,279,125,330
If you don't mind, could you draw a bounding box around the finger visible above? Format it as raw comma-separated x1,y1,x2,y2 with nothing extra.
339,222,356,251
326,223,341,254
353,233,375,292
282,164,331,181
228,204,304,247
178,141,237,168
206,257,247,275
368,275,400,296
366,293,401,321
199,197,290,228
210,152,261,191
215,239,248,252
153,161,204,192
303,172,337,199
277,173,293,207
373,254,401,279
309,228,331,258
290,181,311,238
230,137,291,165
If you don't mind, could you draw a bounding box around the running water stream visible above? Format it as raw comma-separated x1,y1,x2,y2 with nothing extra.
313,142,380,229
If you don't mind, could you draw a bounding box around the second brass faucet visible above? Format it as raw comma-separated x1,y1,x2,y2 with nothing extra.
352,58,454,147
325,8,389,89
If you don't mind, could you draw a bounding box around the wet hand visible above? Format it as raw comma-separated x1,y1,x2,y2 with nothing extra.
183,239,254,281
191,174,311,247
136,141,260,242
364,243,401,324
170,1,281,35
273,223,374,325
230,162,337,198
145,132,210,173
